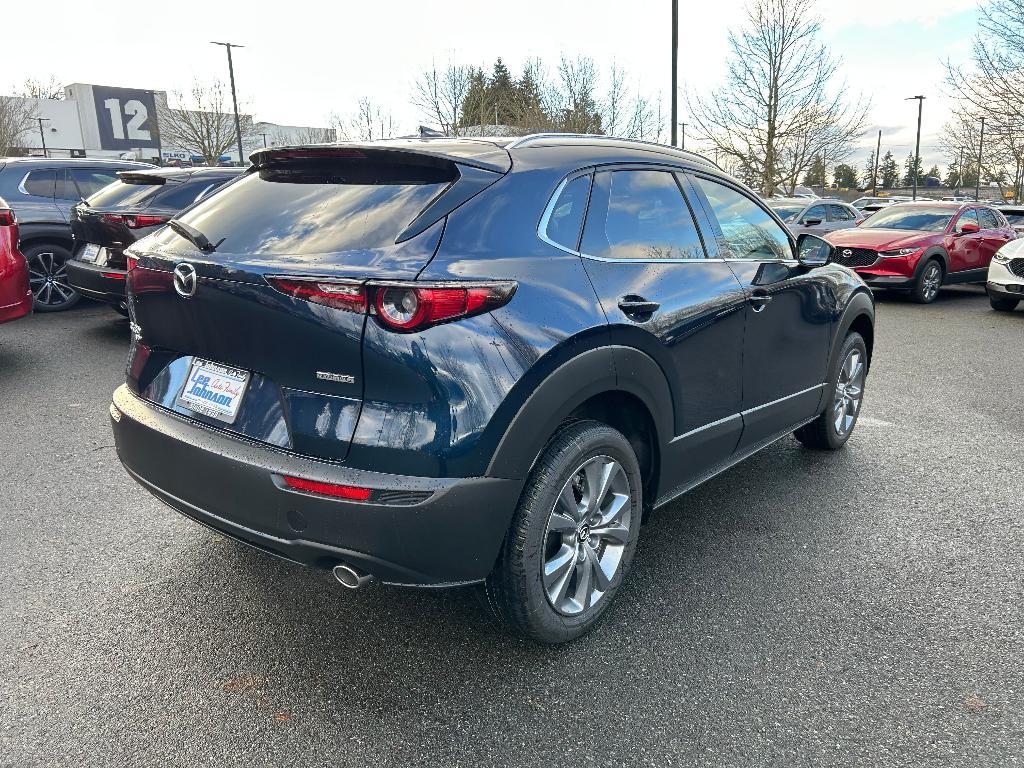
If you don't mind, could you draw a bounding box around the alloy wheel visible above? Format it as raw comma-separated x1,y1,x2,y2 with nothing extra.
541,455,633,616
922,263,941,302
27,251,77,309
833,349,865,437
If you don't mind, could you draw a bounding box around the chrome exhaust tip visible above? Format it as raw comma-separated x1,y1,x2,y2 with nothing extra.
333,563,375,590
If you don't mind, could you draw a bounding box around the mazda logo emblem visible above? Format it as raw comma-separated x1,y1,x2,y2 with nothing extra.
842,249,853,256
173,263,197,298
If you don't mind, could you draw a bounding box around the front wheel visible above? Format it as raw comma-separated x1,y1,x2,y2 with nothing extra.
484,421,643,644
989,294,1019,312
912,259,943,304
24,243,80,312
794,332,867,450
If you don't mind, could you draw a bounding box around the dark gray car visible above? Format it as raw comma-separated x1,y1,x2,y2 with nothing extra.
0,157,154,311
767,198,863,238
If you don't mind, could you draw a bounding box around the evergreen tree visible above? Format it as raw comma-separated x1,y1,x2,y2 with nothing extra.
862,151,878,190
902,152,924,187
880,151,900,188
926,165,941,181
944,159,962,189
459,67,490,129
833,163,858,188
488,58,516,125
803,156,826,187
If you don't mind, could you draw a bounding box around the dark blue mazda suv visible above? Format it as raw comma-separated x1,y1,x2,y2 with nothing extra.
111,135,874,643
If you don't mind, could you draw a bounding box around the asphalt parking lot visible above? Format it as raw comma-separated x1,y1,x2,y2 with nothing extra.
2,287,1022,767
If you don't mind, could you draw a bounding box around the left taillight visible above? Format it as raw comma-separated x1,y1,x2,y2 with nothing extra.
0,208,15,226
102,213,169,229
126,255,139,272
266,278,516,332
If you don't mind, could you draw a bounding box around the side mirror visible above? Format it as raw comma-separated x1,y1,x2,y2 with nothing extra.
796,233,832,266
957,221,980,235
803,217,824,227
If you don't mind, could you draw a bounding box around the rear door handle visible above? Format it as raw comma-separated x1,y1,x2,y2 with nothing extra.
618,296,660,318
749,290,772,313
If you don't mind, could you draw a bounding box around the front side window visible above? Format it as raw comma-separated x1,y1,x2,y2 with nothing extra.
804,205,828,223
693,176,791,260
956,209,979,231
580,169,706,260
544,174,591,251
22,169,56,198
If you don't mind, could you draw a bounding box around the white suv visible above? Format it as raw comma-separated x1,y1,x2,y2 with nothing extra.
987,238,1024,312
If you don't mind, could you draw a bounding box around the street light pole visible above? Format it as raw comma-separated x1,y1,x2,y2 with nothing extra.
905,95,925,201
670,0,678,147
679,122,687,151
975,116,985,201
872,130,881,197
36,117,50,158
259,133,268,148
212,41,246,166
957,146,965,195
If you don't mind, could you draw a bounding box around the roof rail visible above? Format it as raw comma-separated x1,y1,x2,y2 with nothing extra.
506,133,722,169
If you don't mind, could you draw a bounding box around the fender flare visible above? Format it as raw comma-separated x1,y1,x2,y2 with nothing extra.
485,345,674,481
916,246,950,276
828,289,875,374
17,223,74,252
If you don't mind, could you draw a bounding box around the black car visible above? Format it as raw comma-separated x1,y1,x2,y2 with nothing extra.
0,157,155,311
67,168,243,314
111,137,875,643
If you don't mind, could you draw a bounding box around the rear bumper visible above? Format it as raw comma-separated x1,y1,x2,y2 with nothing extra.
66,259,127,305
0,292,32,323
110,385,519,585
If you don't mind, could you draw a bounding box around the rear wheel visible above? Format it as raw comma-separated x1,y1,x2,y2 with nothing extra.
794,332,867,451
911,259,943,304
989,295,1019,312
484,421,643,643
24,243,80,312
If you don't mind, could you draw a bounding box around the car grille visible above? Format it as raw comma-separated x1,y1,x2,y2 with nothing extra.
832,247,878,268
1008,258,1024,278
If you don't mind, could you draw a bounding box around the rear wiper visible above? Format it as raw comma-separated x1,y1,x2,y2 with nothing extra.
167,219,222,253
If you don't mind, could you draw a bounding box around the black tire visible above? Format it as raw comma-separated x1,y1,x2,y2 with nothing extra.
794,331,867,451
23,243,80,312
989,294,1019,312
483,420,643,644
911,258,943,304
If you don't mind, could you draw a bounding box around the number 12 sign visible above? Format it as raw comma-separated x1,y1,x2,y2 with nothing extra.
92,85,161,151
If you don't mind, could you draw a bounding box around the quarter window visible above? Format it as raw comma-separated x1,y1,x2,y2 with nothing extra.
544,174,591,251
693,176,792,260
581,170,706,260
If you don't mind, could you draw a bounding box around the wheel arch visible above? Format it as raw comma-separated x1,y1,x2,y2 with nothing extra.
830,289,875,374
17,224,74,254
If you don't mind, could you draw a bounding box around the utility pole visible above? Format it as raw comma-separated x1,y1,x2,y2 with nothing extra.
956,146,965,195
679,122,687,151
905,95,925,201
872,130,881,196
36,117,50,158
975,116,986,201
670,0,678,147
211,41,246,166
259,133,268,148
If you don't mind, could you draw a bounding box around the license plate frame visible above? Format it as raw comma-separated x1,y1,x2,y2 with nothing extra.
176,358,251,424
80,243,101,263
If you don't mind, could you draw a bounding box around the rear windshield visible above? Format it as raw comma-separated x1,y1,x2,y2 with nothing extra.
86,179,164,210
1003,211,1024,225
177,158,455,255
769,203,805,220
861,205,955,232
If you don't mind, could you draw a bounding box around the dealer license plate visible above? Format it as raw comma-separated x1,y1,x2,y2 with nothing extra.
176,358,251,424
80,243,101,263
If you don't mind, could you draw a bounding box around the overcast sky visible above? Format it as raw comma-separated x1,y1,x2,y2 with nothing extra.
5,0,980,170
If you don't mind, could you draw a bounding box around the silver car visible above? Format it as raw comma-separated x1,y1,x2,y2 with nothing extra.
767,198,863,237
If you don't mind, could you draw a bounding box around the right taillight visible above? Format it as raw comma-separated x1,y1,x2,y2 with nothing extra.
266,277,516,332
0,208,15,226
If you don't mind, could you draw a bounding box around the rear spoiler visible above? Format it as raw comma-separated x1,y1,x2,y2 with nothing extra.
117,171,170,185
248,144,511,244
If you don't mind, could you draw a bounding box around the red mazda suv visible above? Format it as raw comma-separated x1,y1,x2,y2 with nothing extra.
0,197,32,324
826,202,1016,303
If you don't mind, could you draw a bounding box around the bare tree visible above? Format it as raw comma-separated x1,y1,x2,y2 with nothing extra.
292,126,337,145
412,61,472,136
348,98,395,141
553,55,603,133
158,80,253,165
603,62,629,136
0,96,36,154
687,0,868,196
17,76,65,100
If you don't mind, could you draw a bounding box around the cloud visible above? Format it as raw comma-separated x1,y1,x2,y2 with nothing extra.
819,0,978,29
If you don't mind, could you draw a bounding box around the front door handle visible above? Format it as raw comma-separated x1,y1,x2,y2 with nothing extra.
618,296,660,318
749,290,772,313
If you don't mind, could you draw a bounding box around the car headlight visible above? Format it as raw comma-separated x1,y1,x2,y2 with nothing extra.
878,247,921,258
993,251,1011,263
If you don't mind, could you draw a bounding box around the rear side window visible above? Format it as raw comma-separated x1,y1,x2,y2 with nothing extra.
179,159,455,255
149,178,229,211
829,204,855,221
544,174,591,250
68,168,119,199
978,208,1000,229
22,169,56,198
693,176,792,260
581,170,706,260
